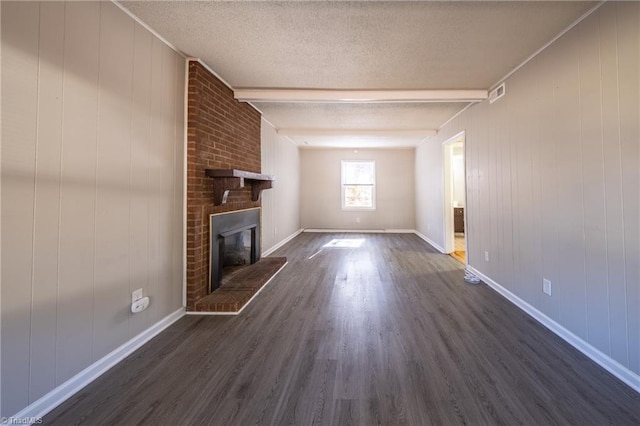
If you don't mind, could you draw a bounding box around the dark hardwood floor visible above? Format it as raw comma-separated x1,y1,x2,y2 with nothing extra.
45,233,640,425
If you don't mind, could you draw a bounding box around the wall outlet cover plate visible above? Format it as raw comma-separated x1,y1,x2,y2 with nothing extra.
132,288,143,303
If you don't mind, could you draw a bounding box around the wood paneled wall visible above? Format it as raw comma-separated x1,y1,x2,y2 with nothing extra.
415,2,639,376
1,1,185,416
260,119,301,252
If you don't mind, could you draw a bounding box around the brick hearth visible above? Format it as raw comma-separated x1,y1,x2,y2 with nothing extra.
193,257,287,313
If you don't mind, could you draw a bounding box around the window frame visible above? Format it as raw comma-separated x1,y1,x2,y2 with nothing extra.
341,160,376,211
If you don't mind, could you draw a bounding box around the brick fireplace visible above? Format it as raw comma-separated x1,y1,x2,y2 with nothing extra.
186,60,262,310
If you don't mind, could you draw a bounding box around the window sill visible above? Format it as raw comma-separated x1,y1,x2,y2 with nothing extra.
341,207,376,211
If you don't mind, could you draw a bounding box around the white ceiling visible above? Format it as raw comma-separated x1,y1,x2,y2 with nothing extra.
252,102,465,131
120,0,596,148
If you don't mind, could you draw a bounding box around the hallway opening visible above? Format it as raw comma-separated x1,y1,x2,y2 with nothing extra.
443,131,467,264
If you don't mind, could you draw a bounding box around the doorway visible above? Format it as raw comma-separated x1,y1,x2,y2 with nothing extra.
443,132,467,264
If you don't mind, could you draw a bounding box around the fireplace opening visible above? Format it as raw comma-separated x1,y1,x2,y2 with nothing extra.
224,230,251,266
222,228,254,277
210,208,261,293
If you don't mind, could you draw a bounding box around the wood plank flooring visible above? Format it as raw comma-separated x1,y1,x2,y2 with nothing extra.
45,233,640,425
451,233,466,264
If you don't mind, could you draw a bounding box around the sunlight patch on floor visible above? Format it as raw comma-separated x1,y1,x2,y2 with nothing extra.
323,238,365,248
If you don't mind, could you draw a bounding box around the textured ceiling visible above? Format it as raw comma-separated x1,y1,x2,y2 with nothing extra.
256,102,465,147
290,135,427,149
254,103,466,131
121,0,596,148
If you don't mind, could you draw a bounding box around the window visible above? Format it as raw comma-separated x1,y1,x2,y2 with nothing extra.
341,160,375,210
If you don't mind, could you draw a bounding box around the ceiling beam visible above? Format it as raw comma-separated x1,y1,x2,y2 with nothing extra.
235,89,487,103
277,129,437,137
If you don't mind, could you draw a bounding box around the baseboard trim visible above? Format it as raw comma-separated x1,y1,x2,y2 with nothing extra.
262,229,303,257
467,266,640,394
303,228,415,234
413,230,446,253
384,229,416,234
11,307,186,419
186,261,288,316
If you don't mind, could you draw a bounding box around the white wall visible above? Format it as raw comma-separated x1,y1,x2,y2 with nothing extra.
415,141,444,248
261,120,301,252
302,148,415,230
415,2,639,376
1,1,185,416
451,151,465,207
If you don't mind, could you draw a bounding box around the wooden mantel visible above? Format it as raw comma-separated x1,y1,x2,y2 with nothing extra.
205,169,275,205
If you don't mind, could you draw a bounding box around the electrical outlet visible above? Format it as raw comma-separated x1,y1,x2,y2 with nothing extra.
484,251,490,262
356,217,361,223
132,288,143,303
131,296,150,314
543,278,552,296
274,227,278,236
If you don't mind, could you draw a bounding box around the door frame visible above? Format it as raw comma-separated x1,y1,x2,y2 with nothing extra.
442,131,467,258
